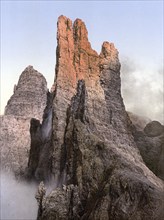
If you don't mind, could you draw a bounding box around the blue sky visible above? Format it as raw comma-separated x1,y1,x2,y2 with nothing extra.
1,0,163,121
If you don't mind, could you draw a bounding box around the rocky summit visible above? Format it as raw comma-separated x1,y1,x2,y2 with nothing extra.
0,66,47,175
5,65,47,121
1,15,164,220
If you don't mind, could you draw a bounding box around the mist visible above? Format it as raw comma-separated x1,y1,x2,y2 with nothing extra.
0,172,38,220
121,57,163,124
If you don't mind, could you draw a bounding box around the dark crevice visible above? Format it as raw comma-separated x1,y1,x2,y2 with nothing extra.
26,118,42,180
26,91,54,182
59,80,87,186
60,105,71,174
71,80,86,123
68,189,74,219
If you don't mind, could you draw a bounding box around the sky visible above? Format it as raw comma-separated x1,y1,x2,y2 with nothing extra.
1,0,163,122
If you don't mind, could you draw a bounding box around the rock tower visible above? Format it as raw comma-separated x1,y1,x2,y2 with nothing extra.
0,66,47,175
27,16,164,220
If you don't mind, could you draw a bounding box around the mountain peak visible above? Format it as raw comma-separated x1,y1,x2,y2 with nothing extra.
1,15,163,220
4,66,47,120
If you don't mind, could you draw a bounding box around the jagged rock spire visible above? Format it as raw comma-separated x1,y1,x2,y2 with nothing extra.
27,16,164,220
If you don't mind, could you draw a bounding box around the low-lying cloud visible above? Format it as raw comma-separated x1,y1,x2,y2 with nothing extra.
121,57,163,124
1,172,38,220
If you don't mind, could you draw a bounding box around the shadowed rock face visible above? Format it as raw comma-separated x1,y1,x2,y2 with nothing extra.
26,16,164,220
26,92,54,182
144,121,164,137
0,66,47,176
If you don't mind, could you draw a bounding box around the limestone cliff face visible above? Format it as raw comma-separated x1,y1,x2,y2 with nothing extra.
27,16,164,220
0,66,47,176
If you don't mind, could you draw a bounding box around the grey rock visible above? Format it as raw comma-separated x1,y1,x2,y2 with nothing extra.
131,118,164,180
5,65,47,121
144,121,164,137
0,115,31,176
0,66,47,176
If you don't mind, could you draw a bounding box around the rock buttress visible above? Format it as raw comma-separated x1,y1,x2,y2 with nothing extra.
34,16,164,220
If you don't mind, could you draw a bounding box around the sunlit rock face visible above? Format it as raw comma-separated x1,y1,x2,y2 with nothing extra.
27,16,164,220
0,66,47,176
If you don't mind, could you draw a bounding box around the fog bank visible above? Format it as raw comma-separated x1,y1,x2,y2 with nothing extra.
121,57,163,124
1,172,38,220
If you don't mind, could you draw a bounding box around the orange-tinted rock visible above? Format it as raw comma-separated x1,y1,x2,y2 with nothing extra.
100,41,120,72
